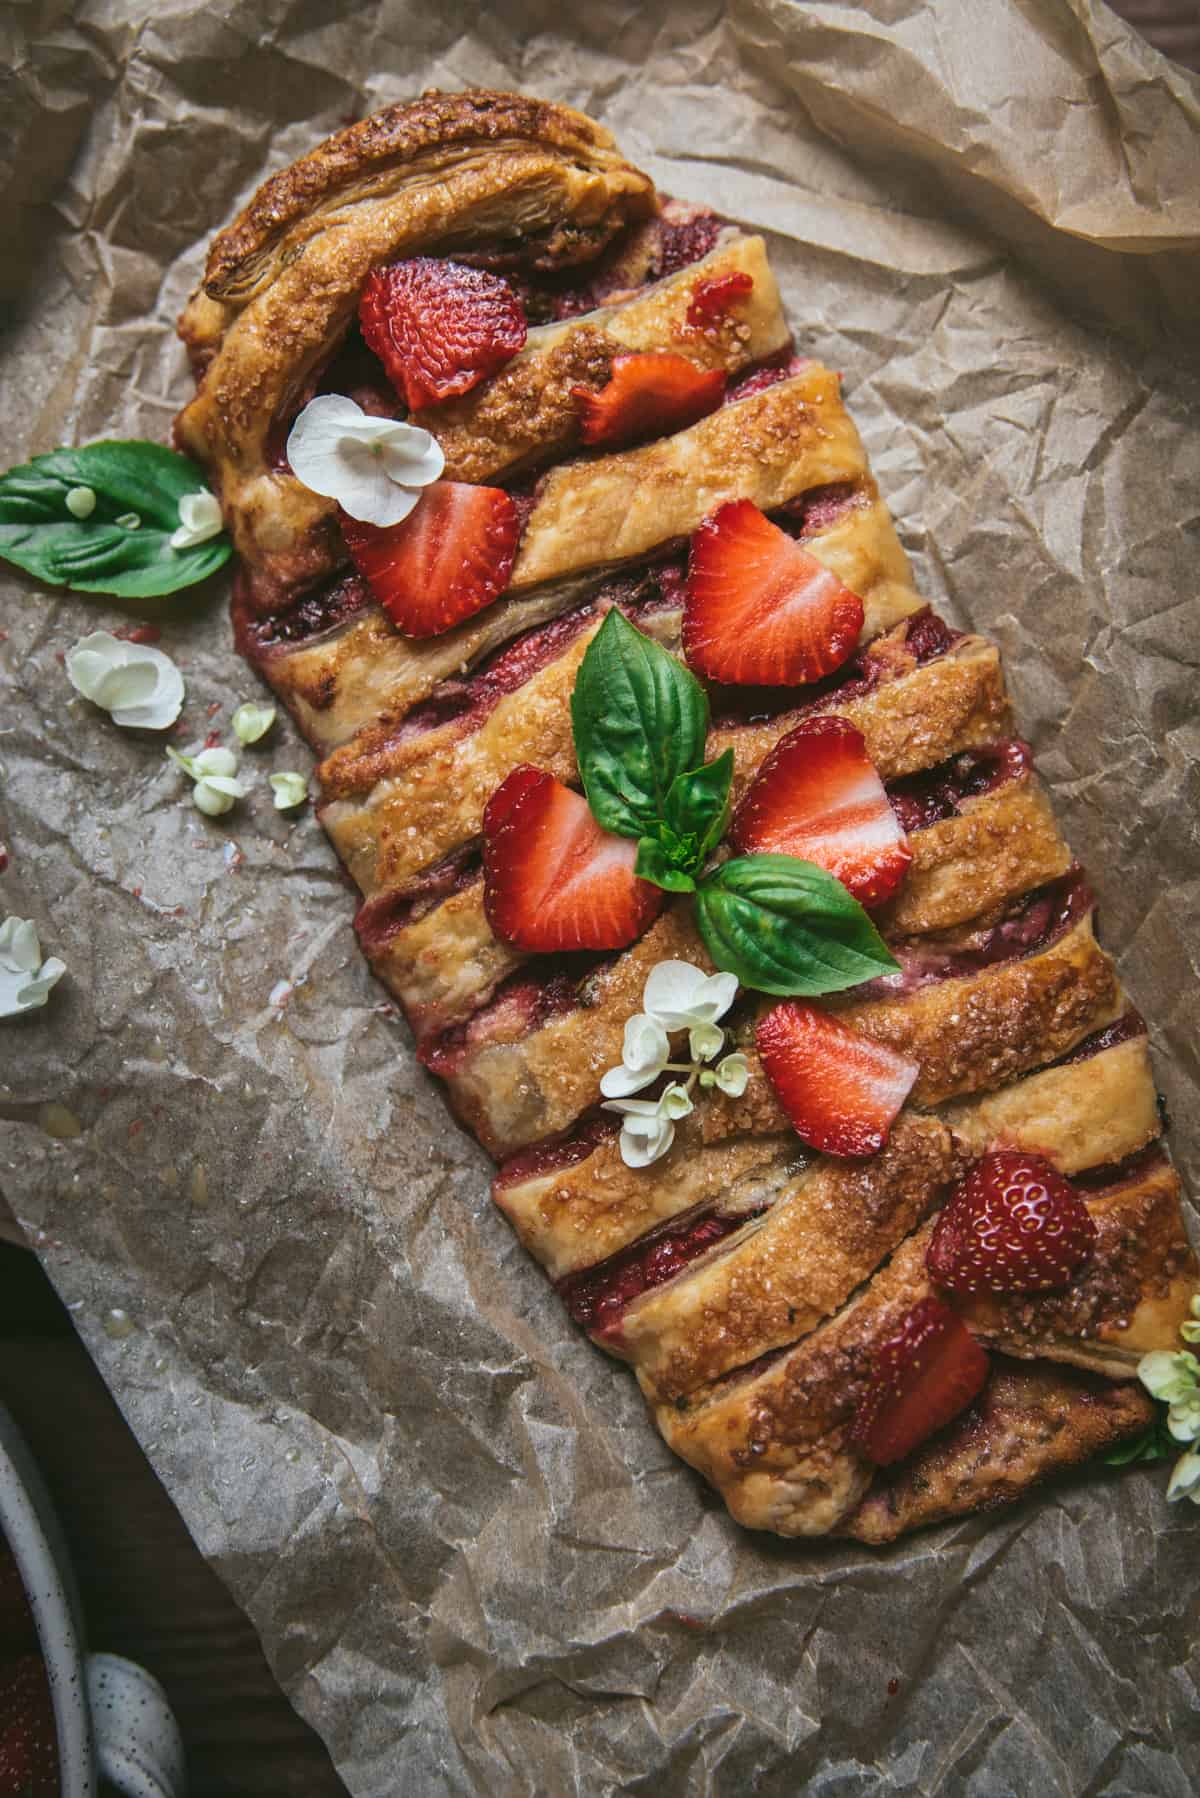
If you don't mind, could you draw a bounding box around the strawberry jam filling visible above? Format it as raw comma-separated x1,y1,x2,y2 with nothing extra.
1053,1007,1147,1067
418,962,599,1076
1071,1143,1168,1192
887,739,1032,833
355,844,481,950
492,1115,621,1194
233,567,374,659
854,869,1094,1002
557,1204,767,1341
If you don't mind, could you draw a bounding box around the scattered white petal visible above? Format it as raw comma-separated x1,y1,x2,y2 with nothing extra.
170,488,224,550
232,701,276,745
286,394,445,526
1166,1448,1200,1503
270,771,308,811
168,743,245,817
115,512,141,530
65,486,96,519
0,916,67,1018
713,1052,749,1097
66,631,184,730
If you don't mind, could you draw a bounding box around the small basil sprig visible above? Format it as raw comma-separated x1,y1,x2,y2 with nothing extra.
0,442,230,599
1102,1409,1174,1467
571,611,898,997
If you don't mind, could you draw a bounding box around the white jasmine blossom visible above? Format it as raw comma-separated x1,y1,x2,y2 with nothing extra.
66,630,185,730
603,1083,694,1169
170,489,224,550
1166,1448,1200,1505
65,486,96,519
1137,1350,1199,1406
1180,1295,1200,1345
599,957,747,1167
232,700,276,745
0,916,66,1018
115,511,141,530
286,394,445,527
270,771,308,811
167,744,246,818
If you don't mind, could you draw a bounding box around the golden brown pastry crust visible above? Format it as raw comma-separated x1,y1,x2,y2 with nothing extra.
841,1360,1154,1543
177,91,655,595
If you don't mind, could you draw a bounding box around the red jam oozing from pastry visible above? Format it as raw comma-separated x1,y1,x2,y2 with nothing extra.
557,1206,766,1340
492,1115,621,1194
1053,1007,1147,1066
886,739,1032,833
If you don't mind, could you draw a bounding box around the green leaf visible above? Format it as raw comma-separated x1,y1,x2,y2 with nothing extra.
635,836,698,893
0,441,231,598
693,854,900,997
663,749,734,869
570,609,709,839
1102,1408,1175,1467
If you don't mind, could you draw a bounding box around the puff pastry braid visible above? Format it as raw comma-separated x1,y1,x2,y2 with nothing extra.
181,91,1196,1541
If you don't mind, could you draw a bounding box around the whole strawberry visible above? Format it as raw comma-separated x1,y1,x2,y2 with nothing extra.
928,1149,1097,1294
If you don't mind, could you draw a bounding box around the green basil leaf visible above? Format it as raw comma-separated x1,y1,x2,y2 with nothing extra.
0,441,231,599
663,749,734,868
635,836,697,894
570,608,709,839
693,853,900,997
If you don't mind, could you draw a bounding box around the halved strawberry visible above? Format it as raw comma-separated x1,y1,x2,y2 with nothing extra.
851,1296,990,1466
341,482,520,638
482,766,663,953
732,717,911,907
571,353,725,448
683,500,864,686
359,257,527,410
686,270,754,328
927,1150,1097,1294
756,1001,918,1158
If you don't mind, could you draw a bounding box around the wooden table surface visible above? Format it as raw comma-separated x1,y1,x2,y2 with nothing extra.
3,9,1195,1795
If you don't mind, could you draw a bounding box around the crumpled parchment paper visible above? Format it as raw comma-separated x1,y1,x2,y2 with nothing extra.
2,2,1199,1791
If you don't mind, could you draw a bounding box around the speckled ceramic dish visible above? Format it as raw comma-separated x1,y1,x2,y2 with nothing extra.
0,1402,185,1798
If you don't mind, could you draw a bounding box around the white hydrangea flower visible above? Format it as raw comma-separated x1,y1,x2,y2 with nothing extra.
170,489,224,550
1137,1350,1199,1406
286,395,445,527
712,1052,749,1097
1180,1294,1200,1345
65,631,185,730
167,744,246,817
270,771,308,811
232,701,276,745
0,916,67,1018
642,959,739,1035
1166,1448,1200,1504
599,1012,670,1098
603,1083,694,1169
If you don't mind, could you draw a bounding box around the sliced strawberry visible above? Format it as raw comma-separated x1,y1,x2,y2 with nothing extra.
732,717,911,907
686,270,754,328
927,1150,1097,1295
482,766,663,953
851,1296,990,1466
756,1001,918,1158
341,482,520,638
571,353,725,448
683,500,864,686
359,257,526,410
0,1652,59,1796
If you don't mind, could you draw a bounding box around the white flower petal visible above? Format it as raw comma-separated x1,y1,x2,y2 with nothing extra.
688,1020,725,1063
233,702,276,745
1166,1448,1200,1503
192,746,239,779
66,632,184,731
600,1062,662,1099
1138,1350,1197,1403
619,1116,674,1168
1168,1401,1200,1443
643,959,739,1030
622,1013,670,1074
714,1052,750,1097
0,919,66,1018
170,489,224,550
601,1095,666,1120
286,394,444,527
270,771,308,811
193,779,241,817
